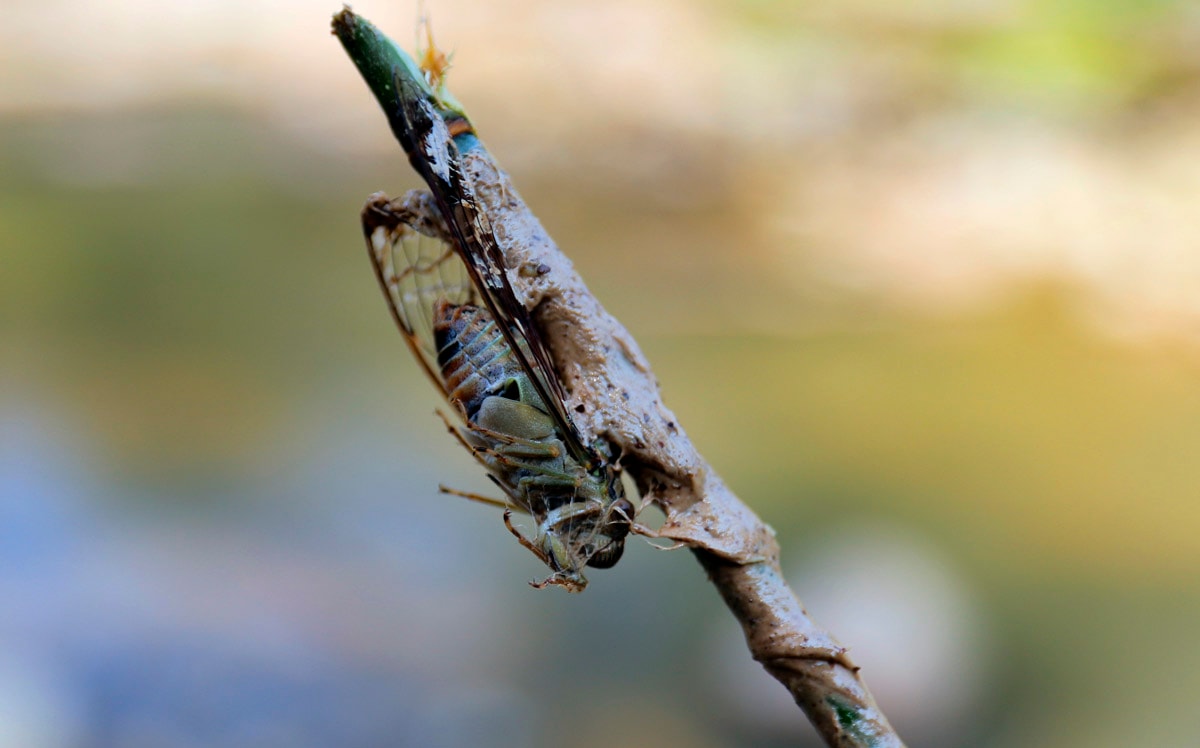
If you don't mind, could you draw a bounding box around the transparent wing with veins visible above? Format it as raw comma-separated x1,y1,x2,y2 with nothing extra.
362,190,476,403
362,187,576,447
384,76,598,470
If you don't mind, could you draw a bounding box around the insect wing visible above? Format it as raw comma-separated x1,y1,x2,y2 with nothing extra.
387,77,598,469
362,193,475,403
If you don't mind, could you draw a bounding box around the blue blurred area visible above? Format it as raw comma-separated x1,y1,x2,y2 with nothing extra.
0,405,540,748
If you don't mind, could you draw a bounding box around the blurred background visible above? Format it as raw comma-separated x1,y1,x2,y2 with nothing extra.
3,0,1200,746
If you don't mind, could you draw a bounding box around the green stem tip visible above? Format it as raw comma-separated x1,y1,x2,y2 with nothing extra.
332,7,469,148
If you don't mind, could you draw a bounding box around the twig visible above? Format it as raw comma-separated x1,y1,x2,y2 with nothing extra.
333,9,906,746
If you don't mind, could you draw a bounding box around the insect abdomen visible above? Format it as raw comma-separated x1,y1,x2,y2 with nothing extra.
433,300,525,420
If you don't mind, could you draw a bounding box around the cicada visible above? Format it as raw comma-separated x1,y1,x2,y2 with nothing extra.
350,26,633,592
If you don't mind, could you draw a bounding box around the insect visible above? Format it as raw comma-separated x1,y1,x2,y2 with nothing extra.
356,48,634,592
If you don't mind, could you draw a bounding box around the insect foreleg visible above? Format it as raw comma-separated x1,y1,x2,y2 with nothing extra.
530,575,568,590
379,189,453,244
485,438,562,460
439,410,547,480
514,472,583,491
471,444,574,483
503,509,549,563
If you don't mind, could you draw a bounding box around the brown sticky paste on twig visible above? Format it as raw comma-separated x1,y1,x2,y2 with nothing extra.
458,148,905,748
462,150,776,563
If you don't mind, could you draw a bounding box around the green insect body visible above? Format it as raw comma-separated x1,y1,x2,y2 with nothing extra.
433,299,632,587
363,194,632,593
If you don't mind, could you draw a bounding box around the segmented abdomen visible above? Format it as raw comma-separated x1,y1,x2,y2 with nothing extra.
433,300,523,420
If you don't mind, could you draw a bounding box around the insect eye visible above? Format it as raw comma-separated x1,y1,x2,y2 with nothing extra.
585,539,625,569
611,498,634,521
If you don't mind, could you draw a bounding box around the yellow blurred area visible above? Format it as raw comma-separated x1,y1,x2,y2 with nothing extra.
661,291,1200,581
3,1,1200,747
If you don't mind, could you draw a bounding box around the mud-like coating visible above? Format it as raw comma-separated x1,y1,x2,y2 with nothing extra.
460,151,905,747
462,151,777,562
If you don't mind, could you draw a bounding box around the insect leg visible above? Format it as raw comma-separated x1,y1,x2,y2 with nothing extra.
473,447,576,486
437,411,537,480
438,484,526,513
466,422,562,457
487,438,561,460
530,574,562,590
530,573,584,593
435,409,478,450
513,472,585,496
628,521,689,550
503,509,549,564
378,189,453,243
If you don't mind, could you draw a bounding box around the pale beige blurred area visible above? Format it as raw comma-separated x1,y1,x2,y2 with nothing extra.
3,1,1200,747
7,0,1200,332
